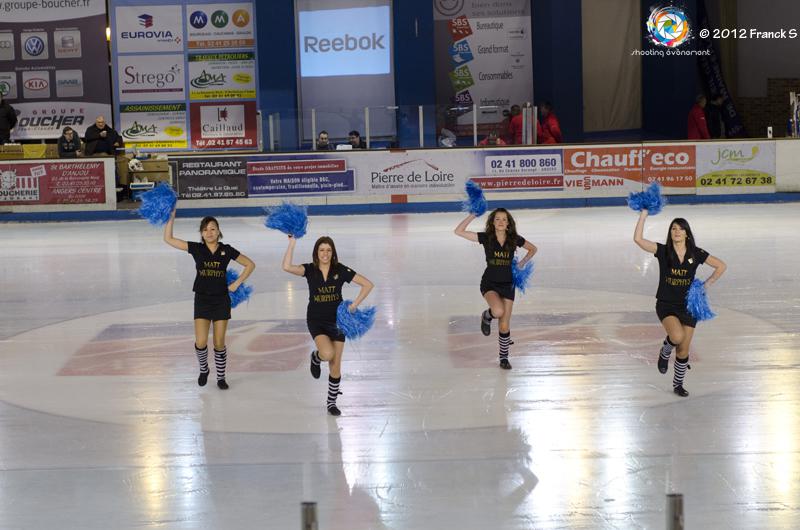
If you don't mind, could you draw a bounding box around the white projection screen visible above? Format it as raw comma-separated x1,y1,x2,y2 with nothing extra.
295,0,396,143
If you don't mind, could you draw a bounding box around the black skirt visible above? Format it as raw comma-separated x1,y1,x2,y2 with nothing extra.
194,292,231,321
480,279,516,301
307,320,346,343
656,300,697,328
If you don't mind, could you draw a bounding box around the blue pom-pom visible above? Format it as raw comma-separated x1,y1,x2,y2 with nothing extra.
138,182,177,226
226,269,253,309
686,279,716,321
264,202,308,238
461,180,488,217
336,300,377,340
511,256,535,294
627,181,666,215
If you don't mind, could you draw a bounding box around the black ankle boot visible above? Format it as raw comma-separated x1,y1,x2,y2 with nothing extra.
481,310,491,336
657,355,669,374
673,385,689,397
310,350,321,379
198,371,209,386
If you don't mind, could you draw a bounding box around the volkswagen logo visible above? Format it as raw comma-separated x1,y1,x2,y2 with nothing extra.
24,36,45,56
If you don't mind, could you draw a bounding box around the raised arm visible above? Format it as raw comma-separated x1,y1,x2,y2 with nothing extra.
703,255,727,288
163,209,188,251
349,273,374,311
282,235,305,276
454,213,479,242
633,210,657,254
517,239,538,267
229,253,256,292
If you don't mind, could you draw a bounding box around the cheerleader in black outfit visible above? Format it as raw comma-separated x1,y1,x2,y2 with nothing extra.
164,210,255,389
634,210,726,396
455,208,537,369
283,235,373,415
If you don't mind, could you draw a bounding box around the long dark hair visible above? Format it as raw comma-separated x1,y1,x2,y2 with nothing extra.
312,236,339,270
199,216,222,241
665,217,696,266
485,208,519,250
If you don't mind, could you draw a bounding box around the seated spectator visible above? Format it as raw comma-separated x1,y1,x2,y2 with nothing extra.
478,130,507,146
58,126,82,158
316,130,334,150
84,115,124,156
347,130,366,149
438,127,457,147
538,102,563,144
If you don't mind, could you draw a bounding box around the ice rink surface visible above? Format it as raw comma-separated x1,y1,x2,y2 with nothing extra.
1,203,798,529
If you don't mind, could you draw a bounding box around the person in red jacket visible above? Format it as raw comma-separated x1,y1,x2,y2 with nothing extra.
538,102,563,144
687,95,710,140
507,104,523,144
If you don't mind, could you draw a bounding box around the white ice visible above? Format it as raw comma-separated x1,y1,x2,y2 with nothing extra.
0,203,798,529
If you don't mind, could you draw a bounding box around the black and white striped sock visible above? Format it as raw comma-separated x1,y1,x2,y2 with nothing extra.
499,331,511,361
673,357,688,388
195,344,209,373
660,336,676,361
327,376,341,410
311,350,321,366
214,347,227,381
482,309,493,324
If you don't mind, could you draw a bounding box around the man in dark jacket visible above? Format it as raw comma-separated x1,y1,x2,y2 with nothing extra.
0,94,17,145
705,94,724,138
84,115,124,155
58,126,82,158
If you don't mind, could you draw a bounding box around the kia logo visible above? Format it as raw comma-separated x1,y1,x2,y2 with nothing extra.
190,11,208,29
24,36,45,56
24,78,48,90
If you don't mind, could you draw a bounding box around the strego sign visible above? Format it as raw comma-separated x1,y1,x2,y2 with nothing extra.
563,145,696,193
118,55,185,102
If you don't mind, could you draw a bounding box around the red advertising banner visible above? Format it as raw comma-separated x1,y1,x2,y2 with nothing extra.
563,145,696,194
0,161,106,205
190,101,258,149
643,145,696,188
